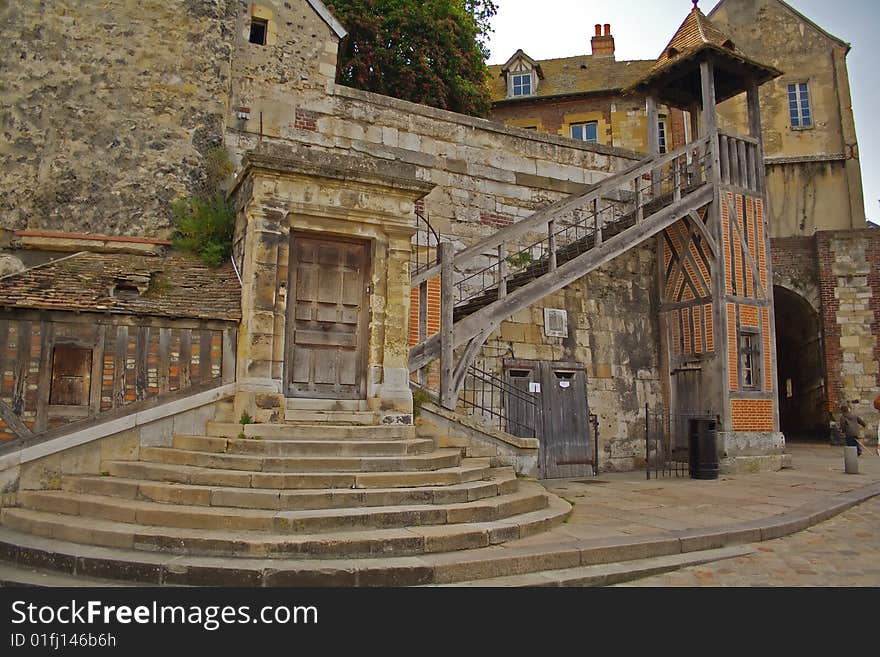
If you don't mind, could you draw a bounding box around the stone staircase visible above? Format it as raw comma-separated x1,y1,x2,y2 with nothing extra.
0,398,570,582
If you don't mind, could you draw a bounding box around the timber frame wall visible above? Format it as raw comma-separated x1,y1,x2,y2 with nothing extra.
0,311,237,443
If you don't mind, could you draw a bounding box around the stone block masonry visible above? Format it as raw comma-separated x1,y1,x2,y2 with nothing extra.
817,230,880,421
0,0,238,236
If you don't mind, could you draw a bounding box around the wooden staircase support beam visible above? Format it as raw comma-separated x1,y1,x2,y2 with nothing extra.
409,183,715,372
410,137,710,287
451,184,714,348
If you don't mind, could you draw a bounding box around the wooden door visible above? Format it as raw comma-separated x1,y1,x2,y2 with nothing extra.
540,363,592,479
505,367,539,439
287,235,369,399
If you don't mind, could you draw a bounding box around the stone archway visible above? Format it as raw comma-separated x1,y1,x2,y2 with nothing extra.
773,285,828,440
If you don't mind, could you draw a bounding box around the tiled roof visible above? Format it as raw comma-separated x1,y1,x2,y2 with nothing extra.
488,55,655,103
0,251,241,321
631,7,781,91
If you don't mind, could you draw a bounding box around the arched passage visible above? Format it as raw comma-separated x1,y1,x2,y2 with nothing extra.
773,285,828,440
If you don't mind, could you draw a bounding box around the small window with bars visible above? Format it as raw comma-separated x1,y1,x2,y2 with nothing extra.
658,119,668,154
788,82,812,128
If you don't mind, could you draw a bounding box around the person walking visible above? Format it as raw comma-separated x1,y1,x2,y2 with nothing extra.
874,393,880,447
839,403,866,457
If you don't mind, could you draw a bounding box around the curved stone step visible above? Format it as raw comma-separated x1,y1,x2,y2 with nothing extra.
17,487,547,534
62,469,519,510
206,422,414,440
283,410,380,424
0,492,572,585
172,434,435,457
137,446,462,473
1,493,564,559
102,458,492,489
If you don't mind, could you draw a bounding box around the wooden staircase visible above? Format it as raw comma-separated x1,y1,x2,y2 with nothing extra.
409,136,716,405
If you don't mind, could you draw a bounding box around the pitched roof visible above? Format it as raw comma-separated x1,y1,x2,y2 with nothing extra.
0,251,241,321
626,6,781,105
488,55,655,103
708,0,850,52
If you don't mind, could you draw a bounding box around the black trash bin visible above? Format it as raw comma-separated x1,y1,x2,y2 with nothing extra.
688,417,719,480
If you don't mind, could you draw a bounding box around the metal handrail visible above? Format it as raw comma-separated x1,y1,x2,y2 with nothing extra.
459,365,539,438
411,209,441,278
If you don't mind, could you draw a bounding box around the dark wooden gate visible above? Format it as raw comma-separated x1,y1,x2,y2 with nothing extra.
505,367,539,439
505,360,593,478
286,234,369,399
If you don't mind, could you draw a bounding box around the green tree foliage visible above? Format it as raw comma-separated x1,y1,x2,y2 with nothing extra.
325,0,497,117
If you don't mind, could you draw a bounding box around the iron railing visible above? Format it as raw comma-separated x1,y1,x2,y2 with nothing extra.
451,138,712,306
411,208,441,279
645,403,689,479
459,364,539,438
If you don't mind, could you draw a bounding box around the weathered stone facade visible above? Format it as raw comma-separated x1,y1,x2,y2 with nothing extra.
12,0,867,473
711,0,865,237
0,0,237,236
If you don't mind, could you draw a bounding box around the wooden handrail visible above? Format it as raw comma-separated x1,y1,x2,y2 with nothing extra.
411,136,711,286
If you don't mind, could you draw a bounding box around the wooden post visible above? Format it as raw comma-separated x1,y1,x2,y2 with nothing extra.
701,60,721,184
730,136,740,187
747,82,766,193
593,198,602,246
646,95,661,197
497,244,507,299
673,158,682,203
418,279,428,386
548,221,557,272
737,139,748,188
635,177,643,223
439,242,456,411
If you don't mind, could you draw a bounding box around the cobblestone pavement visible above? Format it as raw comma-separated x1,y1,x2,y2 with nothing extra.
617,495,880,586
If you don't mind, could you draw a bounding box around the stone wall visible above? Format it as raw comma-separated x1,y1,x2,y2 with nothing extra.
817,230,880,428
0,0,239,236
771,236,820,312
712,0,866,237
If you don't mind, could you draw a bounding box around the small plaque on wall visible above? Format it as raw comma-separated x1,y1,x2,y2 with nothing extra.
543,308,568,338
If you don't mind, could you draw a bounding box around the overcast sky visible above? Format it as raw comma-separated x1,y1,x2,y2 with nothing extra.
486,0,879,224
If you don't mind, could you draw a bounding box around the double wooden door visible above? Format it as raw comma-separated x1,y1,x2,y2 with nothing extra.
286,235,369,399
506,361,593,479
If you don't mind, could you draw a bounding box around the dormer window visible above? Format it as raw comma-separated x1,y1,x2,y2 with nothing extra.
511,73,533,97
501,50,542,99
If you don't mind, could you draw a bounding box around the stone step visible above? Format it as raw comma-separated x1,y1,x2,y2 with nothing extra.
285,398,370,412
436,546,756,587
0,492,572,584
172,434,435,457
137,446,462,473
283,409,380,425
206,422,414,440
1,490,565,559
103,458,492,489
62,469,519,510
18,487,547,534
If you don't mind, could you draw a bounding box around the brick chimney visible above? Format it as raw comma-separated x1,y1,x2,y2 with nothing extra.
591,23,615,58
